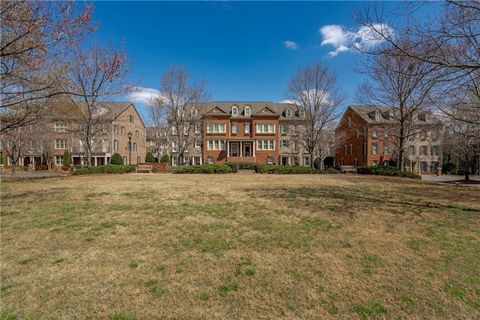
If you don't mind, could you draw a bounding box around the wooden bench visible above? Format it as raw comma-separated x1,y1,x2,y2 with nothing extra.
340,165,357,173
136,164,153,173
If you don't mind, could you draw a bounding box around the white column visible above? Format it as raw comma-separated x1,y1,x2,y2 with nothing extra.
94,157,97,166
253,140,256,157
226,141,230,157
32,157,35,168
240,141,243,157
104,156,107,166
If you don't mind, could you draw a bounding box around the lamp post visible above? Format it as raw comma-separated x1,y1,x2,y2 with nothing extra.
128,132,132,165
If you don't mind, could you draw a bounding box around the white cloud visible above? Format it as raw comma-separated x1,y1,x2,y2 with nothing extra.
129,87,163,105
319,23,393,57
283,40,298,50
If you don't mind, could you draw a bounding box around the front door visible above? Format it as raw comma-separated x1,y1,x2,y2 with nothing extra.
244,143,252,157
231,143,239,157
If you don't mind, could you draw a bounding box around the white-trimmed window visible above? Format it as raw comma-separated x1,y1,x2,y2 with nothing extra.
172,141,178,152
102,139,108,152
232,106,239,116
231,124,238,134
372,143,378,155
280,124,288,134
135,130,139,137
207,156,214,164
191,108,198,117
183,126,189,136
171,127,178,135
121,127,125,135
55,139,67,149
372,128,378,138
384,143,389,154
304,156,311,167
244,106,251,117
54,122,67,132
55,156,64,166
207,123,226,133
207,140,225,150
114,140,118,150
286,108,293,117
195,123,201,134
281,139,289,148
195,139,201,148
256,123,275,134
420,145,428,155
256,139,275,150
244,123,251,134
172,157,178,166
299,109,305,118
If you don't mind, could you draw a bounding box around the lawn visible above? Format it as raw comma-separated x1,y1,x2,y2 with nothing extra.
1,174,479,319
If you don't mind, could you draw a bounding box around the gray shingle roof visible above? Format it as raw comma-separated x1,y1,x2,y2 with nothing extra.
348,105,442,125
196,101,303,119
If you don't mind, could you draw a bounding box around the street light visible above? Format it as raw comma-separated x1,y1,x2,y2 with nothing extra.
128,132,132,165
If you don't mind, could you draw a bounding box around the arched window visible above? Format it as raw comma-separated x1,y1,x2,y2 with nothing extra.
244,106,251,117
232,106,239,116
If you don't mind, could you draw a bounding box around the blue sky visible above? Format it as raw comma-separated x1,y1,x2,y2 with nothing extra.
91,1,405,120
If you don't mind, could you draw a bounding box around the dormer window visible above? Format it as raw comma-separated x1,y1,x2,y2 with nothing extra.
286,108,293,117
375,111,381,121
299,109,305,118
232,106,239,116
244,106,251,117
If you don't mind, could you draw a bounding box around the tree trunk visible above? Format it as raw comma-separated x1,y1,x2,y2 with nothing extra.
11,162,16,177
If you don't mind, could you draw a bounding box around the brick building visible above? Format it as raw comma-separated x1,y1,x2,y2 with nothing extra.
335,105,443,174
161,101,316,166
1,102,146,168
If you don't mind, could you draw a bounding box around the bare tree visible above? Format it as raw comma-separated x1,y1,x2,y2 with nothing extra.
0,1,93,133
357,42,438,171
0,125,33,176
152,66,208,165
357,1,480,125
287,64,345,168
148,105,168,160
443,108,480,181
60,44,130,167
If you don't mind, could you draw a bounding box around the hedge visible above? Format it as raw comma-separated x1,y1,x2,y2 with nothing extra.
173,164,232,174
313,167,340,174
110,153,124,165
145,152,156,163
72,165,136,175
160,154,170,164
255,164,312,174
356,166,421,179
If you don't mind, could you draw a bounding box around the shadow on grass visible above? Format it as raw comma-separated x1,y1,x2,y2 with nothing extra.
245,185,480,213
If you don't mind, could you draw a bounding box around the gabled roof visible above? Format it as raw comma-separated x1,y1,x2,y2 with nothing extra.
46,101,146,128
346,105,442,125
196,101,304,119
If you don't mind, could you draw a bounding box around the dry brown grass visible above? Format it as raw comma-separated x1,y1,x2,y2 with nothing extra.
1,173,479,319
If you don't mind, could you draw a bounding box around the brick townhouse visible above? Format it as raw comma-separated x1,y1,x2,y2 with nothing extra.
1,102,146,168
335,105,443,174
157,101,315,166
